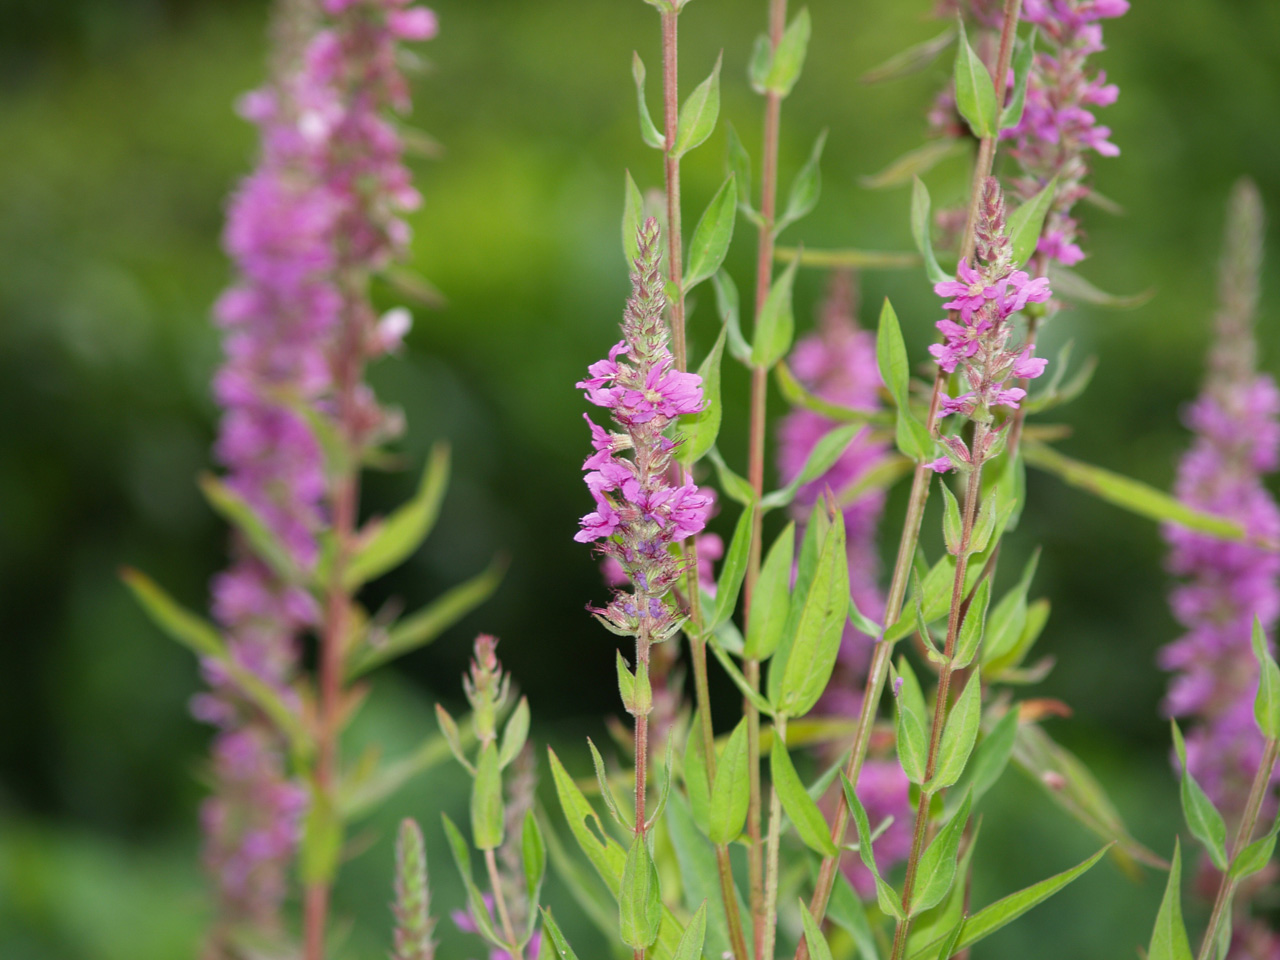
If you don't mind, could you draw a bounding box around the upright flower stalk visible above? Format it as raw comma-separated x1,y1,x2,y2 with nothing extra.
576,216,711,960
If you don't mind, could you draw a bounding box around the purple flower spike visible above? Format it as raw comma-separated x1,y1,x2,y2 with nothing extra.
576,218,710,643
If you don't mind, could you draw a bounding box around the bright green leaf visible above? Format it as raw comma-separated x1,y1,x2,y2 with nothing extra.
673,54,722,158
624,170,645,263
929,670,982,791
686,175,738,291
1252,616,1280,739
631,53,665,150
772,733,839,855
1171,721,1227,870
1008,177,1057,268
1000,28,1037,131
912,792,972,915
953,21,999,139
1147,839,1193,960
709,718,751,842
764,8,811,97
744,522,795,661
679,326,727,466
752,250,800,368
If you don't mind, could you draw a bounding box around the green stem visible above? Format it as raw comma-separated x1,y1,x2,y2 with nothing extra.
1196,736,1280,960
761,715,789,960
633,635,652,960
486,847,526,960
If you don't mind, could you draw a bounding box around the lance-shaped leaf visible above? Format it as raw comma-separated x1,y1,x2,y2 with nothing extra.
824,868,882,960
1148,840,1193,960
199,474,303,584
441,812,502,947
683,713,712,834
673,54,722,158
877,297,911,408
499,696,530,769
122,567,225,659
775,247,922,270
1047,264,1154,309
1230,813,1280,881
712,270,753,363
953,578,990,668
708,448,757,506
744,522,795,660
725,123,754,214
587,738,631,831
539,908,581,960
631,53,665,150
673,902,708,960
299,780,342,885
892,664,929,785
910,821,980,953
347,555,506,678
666,792,745,960
623,170,644,263
522,812,546,940
841,772,905,920
778,128,827,234
1252,616,1280,738
772,734,840,855
1024,442,1247,541
776,360,891,425
862,139,966,191
1000,28,1037,131
953,21,998,139
620,834,662,949
710,639,775,716
762,422,862,512
982,550,1039,665
617,651,639,715
752,250,800,369
710,504,754,631
472,742,505,851
944,707,1018,818
800,899,836,960
709,718,751,842
678,326,727,467
775,511,849,717
910,178,950,286
912,792,972,915
907,845,1109,959
342,727,456,819
685,175,738,291
345,444,450,589
764,8,812,97
1008,177,1057,268
887,553,956,643
861,26,956,84
941,483,963,556
929,671,982,792
1171,721,1227,870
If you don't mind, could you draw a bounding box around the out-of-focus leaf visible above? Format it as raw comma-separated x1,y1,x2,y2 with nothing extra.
911,177,950,285
778,128,827,233
776,512,848,718
472,742,505,851
199,473,303,584
710,504,754,630
1252,616,1280,738
343,729,455,819
1147,840,1193,960
666,791,745,960
1008,177,1057,267
708,448,757,506
862,139,966,190
774,246,921,270
861,27,956,84
725,123,753,213
673,54,722,158
441,813,502,947
1047,264,1155,309
1171,721,1227,870
1000,29,1037,130
121,567,224,659
953,22,998,139
744,522,795,660
709,718,751,842
624,170,644,264
678,325,727,466
775,360,891,425
632,53,665,150
752,250,800,369
763,8,812,97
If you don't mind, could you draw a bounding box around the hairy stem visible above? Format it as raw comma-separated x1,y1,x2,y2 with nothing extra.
761,716,789,960
486,848,525,960
745,1,788,953
1197,736,1280,960
890,427,988,960
794,4,1023,952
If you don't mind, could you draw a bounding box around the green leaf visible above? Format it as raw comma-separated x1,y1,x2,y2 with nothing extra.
763,423,862,512
711,504,755,631
441,813,502,947
764,8,812,97
910,178,950,285
887,553,957,643
121,567,225,659
941,483,963,556
499,696,530,769
1047,264,1155,310
673,54,722,158
679,326,727,467
620,834,662,949
896,656,929,726
631,53,665,150
772,733,840,855
777,511,849,717
342,726,456,819
1007,177,1057,268
712,270,753,364
1000,28,1037,131
471,742,505,851
522,811,547,924
953,21,998,139
199,474,303,584
752,250,800,368
893,674,929,785
708,447,757,507
347,555,506,678
674,901,709,960
748,33,772,94
666,792,744,960
744,522,795,661
685,176,738,291
913,793,972,915
826,869,882,960
709,718,751,842
1171,721,1227,870
946,707,1018,816
849,594,883,638
1230,820,1280,881
969,494,999,556
725,123,753,213
775,360,892,426
299,782,343,885
1148,839,1193,960
709,639,776,716
841,772,905,921
1252,616,1280,738
953,578,990,669
929,670,982,792
624,170,645,264
860,27,956,84
617,651,638,714
908,845,1110,959
345,444,450,589
1024,442,1247,542
778,128,827,233
876,297,910,409
910,820,979,953
683,715,712,835
587,738,631,831
861,139,966,190
800,899,836,960
982,550,1039,665
539,908,582,960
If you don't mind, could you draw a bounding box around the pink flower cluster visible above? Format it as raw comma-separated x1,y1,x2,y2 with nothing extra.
930,179,1052,469
576,218,712,641
1006,0,1129,267
202,0,434,934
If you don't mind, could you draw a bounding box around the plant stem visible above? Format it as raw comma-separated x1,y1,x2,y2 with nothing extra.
634,633,652,960
890,427,989,960
761,715,789,960
745,1,788,953
658,11,748,960
1196,736,1280,960
486,847,526,960
793,4,1022,953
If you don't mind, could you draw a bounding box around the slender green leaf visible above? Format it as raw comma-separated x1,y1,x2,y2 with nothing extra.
199,473,302,584
1148,840,1193,960
620,834,662,949
708,448,757,506
540,907,583,960
299,783,342,885
913,793,972,915
800,899,836,960
617,651,638,714
683,714,712,835
631,53,665,150
826,869,882,960
588,738,631,829
121,567,225,659
666,792,744,960
777,512,849,717
929,671,982,791
679,326,727,466
712,270,752,364
711,504,755,630
772,734,840,855
686,175,738,291
1008,177,1057,268
624,170,644,263
1171,721,1227,870
1252,616,1280,738
725,123,753,212
522,811,547,929
499,696,530,769
776,360,891,425
345,444,450,589
763,423,862,512
953,578,990,669
472,742,505,851
860,27,956,84
744,522,795,660
946,708,1018,817
673,54,722,158
1230,819,1280,881
841,772,905,920
709,718,751,842
953,21,998,139
764,8,811,97
941,483,963,556
876,297,910,408
442,813,502,947
861,139,966,190
910,178,949,285
999,29,1037,130
752,250,800,368
343,727,456,819
1047,264,1154,309
779,128,827,233
710,639,775,716
674,903,708,960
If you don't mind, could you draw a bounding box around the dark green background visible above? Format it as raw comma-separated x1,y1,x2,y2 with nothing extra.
2,0,1279,956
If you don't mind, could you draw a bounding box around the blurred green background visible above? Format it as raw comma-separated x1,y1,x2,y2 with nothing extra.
3,0,1280,956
